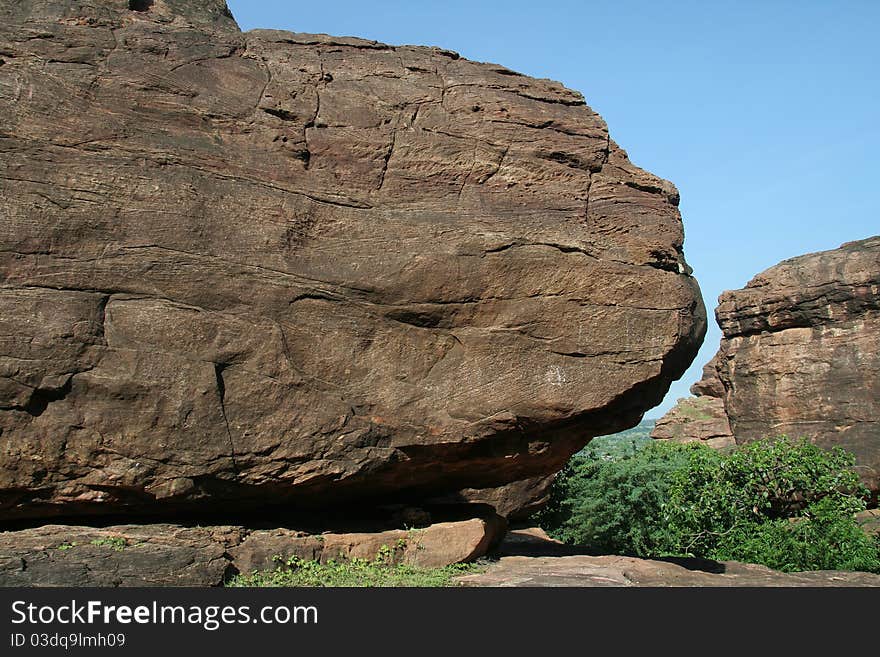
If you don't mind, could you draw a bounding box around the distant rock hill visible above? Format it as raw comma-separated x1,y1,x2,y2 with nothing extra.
651,356,734,448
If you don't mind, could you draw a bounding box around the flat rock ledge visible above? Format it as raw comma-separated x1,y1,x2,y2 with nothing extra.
0,514,505,587
6,522,877,587
456,554,880,587
454,529,880,587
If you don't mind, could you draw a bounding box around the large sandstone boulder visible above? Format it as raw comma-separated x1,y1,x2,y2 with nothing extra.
654,237,879,492
0,0,705,521
716,236,880,491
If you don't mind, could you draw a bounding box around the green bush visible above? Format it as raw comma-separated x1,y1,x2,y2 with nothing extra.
712,497,880,573
535,437,880,573
533,442,692,553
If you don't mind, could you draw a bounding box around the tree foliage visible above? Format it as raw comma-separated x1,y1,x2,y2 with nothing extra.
534,437,880,573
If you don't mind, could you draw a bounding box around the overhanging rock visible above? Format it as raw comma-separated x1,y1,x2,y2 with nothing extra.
0,0,705,521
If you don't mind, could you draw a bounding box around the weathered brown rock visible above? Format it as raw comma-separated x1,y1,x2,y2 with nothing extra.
688,353,726,398
0,0,705,521
0,523,240,586
457,553,880,587
714,237,880,491
0,514,504,586
455,528,880,586
653,237,880,492
430,474,556,521
651,354,734,446
650,397,735,448
857,509,880,538
230,514,505,572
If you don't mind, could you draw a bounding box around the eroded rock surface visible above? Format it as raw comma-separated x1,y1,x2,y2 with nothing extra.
0,0,704,521
455,528,880,587
714,237,880,491
655,237,879,492
651,357,734,448
0,523,239,587
457,553,880,587
0,514,504,586
429,474,556,521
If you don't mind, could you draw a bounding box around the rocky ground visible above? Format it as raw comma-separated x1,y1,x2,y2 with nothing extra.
4,521,877,587
0,511,505,586
456,528,880,587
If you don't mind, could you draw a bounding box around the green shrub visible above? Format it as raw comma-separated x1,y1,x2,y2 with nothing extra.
711,497,880,573
534,442,693,553
536,437,880,573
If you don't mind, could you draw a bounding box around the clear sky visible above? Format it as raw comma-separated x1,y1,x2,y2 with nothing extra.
226,0,879,418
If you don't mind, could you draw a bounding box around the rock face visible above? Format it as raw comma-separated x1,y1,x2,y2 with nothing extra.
0,514,505,586
230,514,505,573
433,474,557,521
654,237,879,492
0,524,239,587
650,356,734,448
0,0,705,522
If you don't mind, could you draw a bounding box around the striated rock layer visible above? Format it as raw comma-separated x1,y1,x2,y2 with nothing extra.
650,356,734,448
432,474,557,521
0,514,505,586
0,0,704,521
654,237,879,492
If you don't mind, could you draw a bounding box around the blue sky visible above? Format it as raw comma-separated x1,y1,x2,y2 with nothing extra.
226,1,879,417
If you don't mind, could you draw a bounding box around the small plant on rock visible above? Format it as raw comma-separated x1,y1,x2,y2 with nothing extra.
90,536,128,552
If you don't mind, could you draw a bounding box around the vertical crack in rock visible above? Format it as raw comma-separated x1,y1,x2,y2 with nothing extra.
95,295,110,346
214,363,238,471
377,128,397,191
582,173,592,221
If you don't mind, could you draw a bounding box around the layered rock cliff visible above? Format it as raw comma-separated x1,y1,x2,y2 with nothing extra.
0,0,705,522
654,237,879,493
